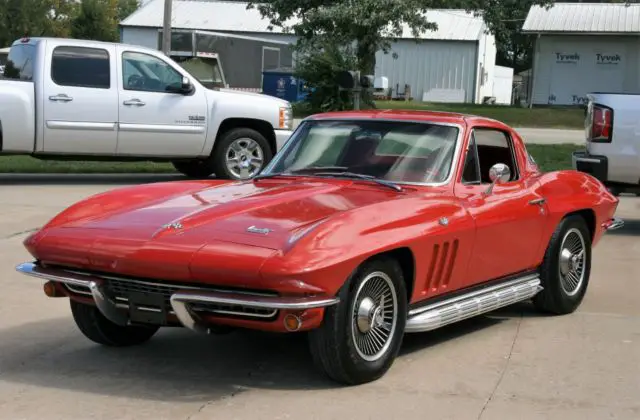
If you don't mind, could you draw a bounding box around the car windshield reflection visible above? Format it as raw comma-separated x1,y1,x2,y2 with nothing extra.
261,119,460,185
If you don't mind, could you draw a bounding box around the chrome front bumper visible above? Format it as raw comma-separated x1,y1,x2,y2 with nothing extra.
603,217,624,231
15,262,340,333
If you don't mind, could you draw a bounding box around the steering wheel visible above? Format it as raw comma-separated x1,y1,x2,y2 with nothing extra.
127,74,145,89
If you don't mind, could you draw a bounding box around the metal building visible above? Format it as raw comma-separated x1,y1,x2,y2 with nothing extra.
523,3,640,106
374,10,498,104
120,1,501,103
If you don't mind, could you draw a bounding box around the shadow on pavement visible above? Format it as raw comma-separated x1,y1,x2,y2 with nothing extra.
0,173,193,186
0,302,534,401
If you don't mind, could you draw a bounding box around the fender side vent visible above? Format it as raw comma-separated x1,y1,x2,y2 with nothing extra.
426,239,459,291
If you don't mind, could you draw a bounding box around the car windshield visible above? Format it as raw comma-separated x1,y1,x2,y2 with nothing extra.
263,119,460,184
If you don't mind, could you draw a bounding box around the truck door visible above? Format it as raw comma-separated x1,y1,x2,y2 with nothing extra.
115,47,208,157
42,43,118,154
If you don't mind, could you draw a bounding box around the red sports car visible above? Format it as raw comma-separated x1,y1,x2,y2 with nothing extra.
17,110,623,385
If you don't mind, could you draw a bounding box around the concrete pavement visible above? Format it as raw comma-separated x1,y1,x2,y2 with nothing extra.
0,178,637,419
293,119,585,145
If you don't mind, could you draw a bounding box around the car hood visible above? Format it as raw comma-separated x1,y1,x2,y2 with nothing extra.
217,88,291,107
55,179,406,251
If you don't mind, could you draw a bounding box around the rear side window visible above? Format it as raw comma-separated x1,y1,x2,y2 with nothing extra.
3,44,36,81
51,46,110,89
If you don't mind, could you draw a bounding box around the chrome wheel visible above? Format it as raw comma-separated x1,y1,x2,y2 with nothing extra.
225,138,264,179
351,271,399,362
558,228,586,296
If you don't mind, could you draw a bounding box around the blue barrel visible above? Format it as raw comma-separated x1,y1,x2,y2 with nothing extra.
262,67,309,102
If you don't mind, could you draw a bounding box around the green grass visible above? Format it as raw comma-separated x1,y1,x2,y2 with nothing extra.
526,143,581,172
295,101,586,129
0,157,176,174
0,143,581,174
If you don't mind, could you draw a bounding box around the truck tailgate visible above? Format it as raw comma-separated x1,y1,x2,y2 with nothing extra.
0,80,35,152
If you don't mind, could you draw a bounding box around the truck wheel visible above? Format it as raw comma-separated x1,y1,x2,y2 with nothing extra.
307,256,407,385
211,128,273,180
70,300,159,347
171,128,273,180
533,215,592,315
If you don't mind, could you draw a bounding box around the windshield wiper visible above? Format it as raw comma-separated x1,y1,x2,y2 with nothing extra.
253,166,349,181
313,171,403,192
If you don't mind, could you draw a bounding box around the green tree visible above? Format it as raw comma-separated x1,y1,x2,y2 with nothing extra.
71,0,116,41
248,0,556,76
0,0,77,46
70,0,140,42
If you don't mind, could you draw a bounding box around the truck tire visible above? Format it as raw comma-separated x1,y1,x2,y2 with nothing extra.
172,127,272,180
70,300,159,347
212,127,273,180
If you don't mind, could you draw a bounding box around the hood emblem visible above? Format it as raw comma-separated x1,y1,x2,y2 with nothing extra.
247,225,272,235
439,217,449,226
162,222,183,230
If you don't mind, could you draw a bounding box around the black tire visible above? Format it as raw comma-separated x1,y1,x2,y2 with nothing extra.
211,127,273,180
171,127,273,180
533,214,592,315
307,256,408,385
70,300,159,347
172,159,216,179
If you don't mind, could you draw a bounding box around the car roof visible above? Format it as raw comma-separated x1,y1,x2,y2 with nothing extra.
305,109,509,129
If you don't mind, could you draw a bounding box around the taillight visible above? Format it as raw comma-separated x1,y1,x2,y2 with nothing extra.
589,104,613,143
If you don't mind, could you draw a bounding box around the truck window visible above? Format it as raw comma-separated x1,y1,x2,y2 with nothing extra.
122,51,182,93
3,44,36,81
51,46,110,89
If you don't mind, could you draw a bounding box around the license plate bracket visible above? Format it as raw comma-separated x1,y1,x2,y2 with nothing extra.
127,291,168,325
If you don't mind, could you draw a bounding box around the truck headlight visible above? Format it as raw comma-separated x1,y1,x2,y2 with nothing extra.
279,105,293,130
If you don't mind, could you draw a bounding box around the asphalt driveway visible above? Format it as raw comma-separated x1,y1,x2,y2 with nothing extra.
0,176,637,420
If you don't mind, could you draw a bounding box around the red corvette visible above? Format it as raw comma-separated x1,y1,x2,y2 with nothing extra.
17,110,622,385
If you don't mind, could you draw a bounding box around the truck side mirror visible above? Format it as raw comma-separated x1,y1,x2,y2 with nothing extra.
167,77,194,95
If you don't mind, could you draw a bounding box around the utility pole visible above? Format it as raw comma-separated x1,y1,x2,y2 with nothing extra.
162,0,172,55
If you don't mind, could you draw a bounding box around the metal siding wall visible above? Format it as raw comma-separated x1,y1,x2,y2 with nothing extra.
374,40,477,103
477,33,498,103
120,27,158,49
532,35,640,105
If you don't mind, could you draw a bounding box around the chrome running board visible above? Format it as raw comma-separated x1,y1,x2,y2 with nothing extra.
405,273,542,333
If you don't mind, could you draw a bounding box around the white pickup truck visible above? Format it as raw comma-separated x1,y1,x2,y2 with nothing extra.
0,37,294,180
572,92,640,196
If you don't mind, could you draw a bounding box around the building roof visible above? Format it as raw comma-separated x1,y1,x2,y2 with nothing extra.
121,0,486,41
398,10,485,41
522,3,640,34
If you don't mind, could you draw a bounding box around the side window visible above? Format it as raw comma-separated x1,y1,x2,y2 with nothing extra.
51,46,110,89
461,134,481,184
122,51,183,93
469,128,519,184
3,44,36,81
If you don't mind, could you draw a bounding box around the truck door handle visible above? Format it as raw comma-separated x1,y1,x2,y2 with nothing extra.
528,198,546,205
123,99,146,106
49,94,73,102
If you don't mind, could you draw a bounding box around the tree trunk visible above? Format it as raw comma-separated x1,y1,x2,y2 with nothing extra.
356,40,376,76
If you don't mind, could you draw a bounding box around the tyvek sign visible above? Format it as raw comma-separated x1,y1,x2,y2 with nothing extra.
596,53,621,65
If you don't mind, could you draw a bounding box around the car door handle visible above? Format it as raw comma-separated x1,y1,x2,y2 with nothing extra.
49,94,73,102
528,198,546,205
123,99,146,106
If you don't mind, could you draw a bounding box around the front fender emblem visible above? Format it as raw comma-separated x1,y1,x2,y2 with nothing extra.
162,222,183,230
439,217,449,226
247,225,272,235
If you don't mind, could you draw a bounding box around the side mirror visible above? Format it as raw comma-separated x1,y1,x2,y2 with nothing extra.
167,76,193,94
179,76,194,94
484,163,511,195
